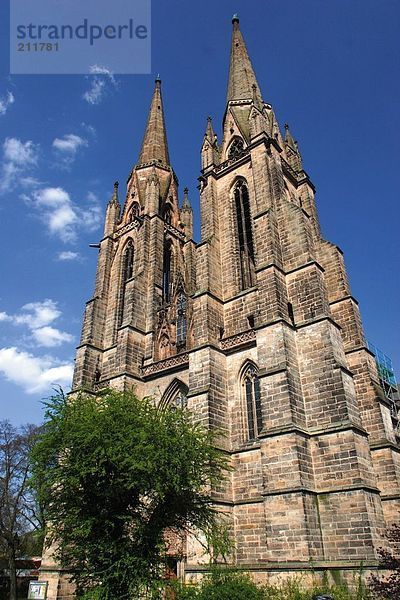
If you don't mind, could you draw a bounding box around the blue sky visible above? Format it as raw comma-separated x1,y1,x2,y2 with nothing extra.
0,0,399,425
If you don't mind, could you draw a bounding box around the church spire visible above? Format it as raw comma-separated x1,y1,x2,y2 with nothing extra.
227,15,263,104
108,180,120,206
205,116,216,143
138,77,170,166
182,186,192,210
284,123,303,171
284,123,296,150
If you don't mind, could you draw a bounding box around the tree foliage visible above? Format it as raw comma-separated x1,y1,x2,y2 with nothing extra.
369,523,400,599
0,420,43,600
31,389,228,599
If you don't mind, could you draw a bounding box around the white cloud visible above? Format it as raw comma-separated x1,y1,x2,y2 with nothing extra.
14,299,61,329
32,326,74,348
0,347,73,394
83,65,116,105
0,91,15,116
52,133,88,154
31,187,77,243
3,137,38,165
0,299,74,349
57,251,80,261
0,137,39,193
20,176,43,189
52,134,88,169
26,186,102,243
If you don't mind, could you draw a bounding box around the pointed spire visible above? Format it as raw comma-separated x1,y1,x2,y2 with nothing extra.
104,181,120,236
205,116,217,144
284,123,297,150
138,78,170,166
108,181,120,206
182,187,192,210
284,124,303,171
180,187,193,239
227,16,263,104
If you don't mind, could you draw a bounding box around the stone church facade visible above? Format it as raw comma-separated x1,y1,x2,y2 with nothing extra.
41,16,400,597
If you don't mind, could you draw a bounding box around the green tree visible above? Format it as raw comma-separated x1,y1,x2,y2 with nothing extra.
31,389,228,599
0,420,43,600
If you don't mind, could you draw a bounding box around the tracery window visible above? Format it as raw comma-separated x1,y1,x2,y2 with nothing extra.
162,240,172,303
228,137,245,160
243,365,263,440
160,380,189,411
234,180,255,290
176,292,187,347
174,388,188,409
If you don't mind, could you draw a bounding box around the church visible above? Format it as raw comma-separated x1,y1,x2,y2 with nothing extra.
41,15,400,597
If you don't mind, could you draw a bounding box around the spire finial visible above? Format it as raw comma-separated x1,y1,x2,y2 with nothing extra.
232,14,239,25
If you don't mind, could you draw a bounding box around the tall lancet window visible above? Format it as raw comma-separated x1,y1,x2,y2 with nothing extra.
243,364,263,440
234,180,255,290
176,291,187,348
118,240,134,327
123,240,134,281
162,240,172,303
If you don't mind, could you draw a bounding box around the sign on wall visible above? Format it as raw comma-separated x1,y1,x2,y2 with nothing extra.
28,581,48,599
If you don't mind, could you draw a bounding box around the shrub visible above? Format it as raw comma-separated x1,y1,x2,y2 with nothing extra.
170,569,372,600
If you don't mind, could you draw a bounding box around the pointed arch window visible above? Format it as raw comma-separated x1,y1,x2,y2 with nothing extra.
243,365,263,440
118,240,134,327
160,380,189,411
234,180,255,290
176,291,187,348
162,240,172,303
123,240,134,282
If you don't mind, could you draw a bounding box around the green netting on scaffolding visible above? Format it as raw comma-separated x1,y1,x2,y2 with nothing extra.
368,341,397,387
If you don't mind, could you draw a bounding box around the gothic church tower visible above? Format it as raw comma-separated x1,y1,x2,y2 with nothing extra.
42,17,400,596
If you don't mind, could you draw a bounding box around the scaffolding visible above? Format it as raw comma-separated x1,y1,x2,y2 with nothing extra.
368,341,399,421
